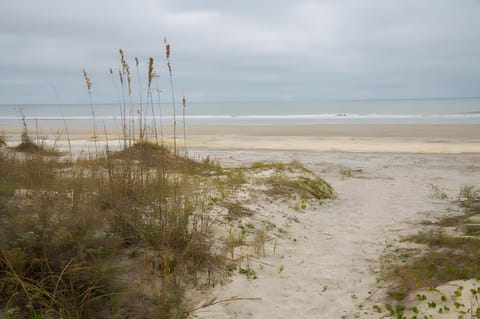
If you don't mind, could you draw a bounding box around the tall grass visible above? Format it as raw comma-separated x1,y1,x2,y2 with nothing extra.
164,38,177,156
0,128,221,317
0,48,223,318
147,57,159,145
182,96,187,158
82,69,98,154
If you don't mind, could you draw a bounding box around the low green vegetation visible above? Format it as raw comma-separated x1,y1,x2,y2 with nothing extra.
263,174,334,201
378,185,480,318
339,166,353,179
250,160,307,173
387,232,480,290
250,161,334,201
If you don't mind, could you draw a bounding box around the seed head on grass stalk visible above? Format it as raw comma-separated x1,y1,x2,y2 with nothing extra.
134,57,144,143
120,49,134,143
109,67,124,149
147,57,159,145
82,68,98,155
119,49,134,146
118,58,127,149
119,49,132,96
164,37,177,157
82,69,92,94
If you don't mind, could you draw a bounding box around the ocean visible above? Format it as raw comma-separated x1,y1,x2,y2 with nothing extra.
1,98,480,127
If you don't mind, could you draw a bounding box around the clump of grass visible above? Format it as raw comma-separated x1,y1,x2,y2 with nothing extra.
459,185,480,205
251,161,286,171
0,134,6,147
339,166,353,178
223,201,254,221
111,141,190,169
264,174,334,200
430,184,448,200
250,160,311,174
110,141,219,177
385,232,480,294
383,186,480,300
252,229,266,258
13,114,60,156
432,210,479,228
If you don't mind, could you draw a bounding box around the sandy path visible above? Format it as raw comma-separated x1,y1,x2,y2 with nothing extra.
193,151,480,318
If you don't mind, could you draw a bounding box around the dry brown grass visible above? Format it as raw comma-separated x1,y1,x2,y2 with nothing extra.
222,201,254,221
264,174,334,200
0,120,223,318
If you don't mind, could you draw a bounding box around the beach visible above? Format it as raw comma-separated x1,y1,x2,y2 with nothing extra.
4,1,480,317
2,123,480,317
3,124,480,154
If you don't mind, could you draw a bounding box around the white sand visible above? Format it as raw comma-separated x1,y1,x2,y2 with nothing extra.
3,124,480,154
191,149,480,318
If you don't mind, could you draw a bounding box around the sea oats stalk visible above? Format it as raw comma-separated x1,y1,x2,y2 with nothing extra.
147,57,159,145
135,57,144,143
118,67,127,150
155,86,164,146
119,49,134,146
109,67,124,149
164,37,177,156
52,85,73,159
182,96,187,158
35,118,39,145
82,68,98,154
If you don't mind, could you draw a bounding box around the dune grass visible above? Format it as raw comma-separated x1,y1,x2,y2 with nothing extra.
0,48,223,318
382,186,480,308
264,174,334,201
0,136,223,318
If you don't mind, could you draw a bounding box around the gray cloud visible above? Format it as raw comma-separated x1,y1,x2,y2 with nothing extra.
1,0,480,103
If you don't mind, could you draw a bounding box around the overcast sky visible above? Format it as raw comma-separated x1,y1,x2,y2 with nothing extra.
1,0,480,104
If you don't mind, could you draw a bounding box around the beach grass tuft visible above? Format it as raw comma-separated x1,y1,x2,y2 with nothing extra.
382,186,480,305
